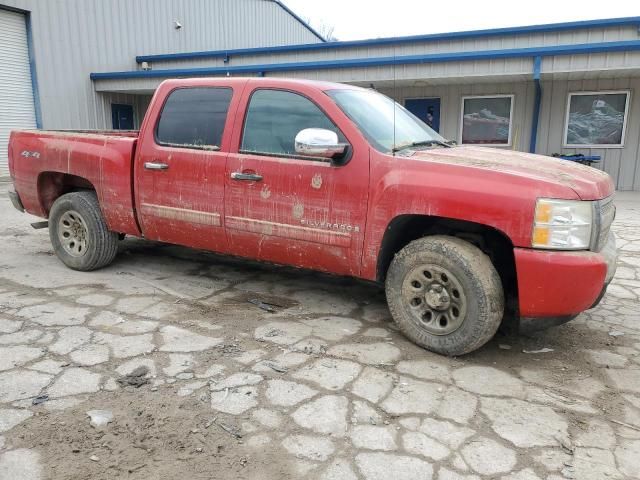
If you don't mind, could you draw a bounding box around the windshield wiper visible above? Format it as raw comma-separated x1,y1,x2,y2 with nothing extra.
392,139,453,153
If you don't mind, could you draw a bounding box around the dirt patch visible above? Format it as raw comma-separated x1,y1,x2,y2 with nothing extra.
9,389,292,480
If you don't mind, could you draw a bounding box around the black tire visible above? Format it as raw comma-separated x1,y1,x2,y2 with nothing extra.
385,235,504,356
49,191,119,271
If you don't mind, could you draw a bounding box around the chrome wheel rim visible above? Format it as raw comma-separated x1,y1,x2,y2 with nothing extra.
402,263,467,335
58,210,89,257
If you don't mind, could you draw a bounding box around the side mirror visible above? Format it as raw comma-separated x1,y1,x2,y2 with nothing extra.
295,128,347,159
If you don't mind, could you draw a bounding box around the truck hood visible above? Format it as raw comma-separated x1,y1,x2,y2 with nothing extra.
406,146,614,200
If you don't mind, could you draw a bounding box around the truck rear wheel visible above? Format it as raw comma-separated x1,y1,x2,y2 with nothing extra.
49,191,119,271
385,235,504,356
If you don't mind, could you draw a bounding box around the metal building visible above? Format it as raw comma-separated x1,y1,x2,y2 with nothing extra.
2,2,640,191
90,16,640,192
0,0,323,177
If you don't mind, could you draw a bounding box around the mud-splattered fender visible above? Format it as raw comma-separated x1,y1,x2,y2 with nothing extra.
9,130,140,236
359,149,583,281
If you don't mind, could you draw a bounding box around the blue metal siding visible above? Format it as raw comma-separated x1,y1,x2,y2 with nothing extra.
135,16,640,64
92,40,640,80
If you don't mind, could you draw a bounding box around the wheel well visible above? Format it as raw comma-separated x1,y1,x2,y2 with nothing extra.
377,214,519,325
37,172,96,216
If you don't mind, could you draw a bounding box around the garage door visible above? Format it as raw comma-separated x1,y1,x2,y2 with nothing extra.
0,8,37,178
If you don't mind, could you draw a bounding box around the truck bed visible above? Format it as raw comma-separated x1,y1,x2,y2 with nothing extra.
8,129,141,237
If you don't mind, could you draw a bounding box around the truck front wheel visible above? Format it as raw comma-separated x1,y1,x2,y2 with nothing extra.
49,191,119,271
385,235,504,356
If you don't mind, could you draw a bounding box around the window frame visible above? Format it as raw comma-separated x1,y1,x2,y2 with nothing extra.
459,94,515,147
239,87,351,163
562,90,631,149
154,86,233,151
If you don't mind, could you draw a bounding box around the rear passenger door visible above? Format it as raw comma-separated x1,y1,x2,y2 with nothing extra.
224,86,370,276
135,86,238,252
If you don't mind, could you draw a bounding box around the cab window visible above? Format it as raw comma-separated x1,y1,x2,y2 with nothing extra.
156,87,232,150
240,89,345,157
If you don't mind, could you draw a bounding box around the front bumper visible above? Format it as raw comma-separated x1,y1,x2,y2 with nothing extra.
587,232,617,309
514,232,617,318
8,189,25,213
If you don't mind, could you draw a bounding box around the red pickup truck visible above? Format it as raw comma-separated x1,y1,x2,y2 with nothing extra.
8,78,617,355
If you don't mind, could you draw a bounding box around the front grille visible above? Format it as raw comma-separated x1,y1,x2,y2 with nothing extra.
593,196,615,252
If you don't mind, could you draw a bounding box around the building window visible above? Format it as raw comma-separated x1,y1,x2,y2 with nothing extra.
155,87,233,149
564,91,630,147
460,95,514,146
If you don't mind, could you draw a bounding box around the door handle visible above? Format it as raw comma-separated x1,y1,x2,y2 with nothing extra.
144,162,169,171
231,172,263,181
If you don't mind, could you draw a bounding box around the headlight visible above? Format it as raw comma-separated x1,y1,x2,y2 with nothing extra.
532,198,593,250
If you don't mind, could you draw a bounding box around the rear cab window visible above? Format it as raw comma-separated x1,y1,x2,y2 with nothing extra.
155,87,233,150
240,89,347,158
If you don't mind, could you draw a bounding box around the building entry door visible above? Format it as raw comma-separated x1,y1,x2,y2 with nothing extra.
111,104,134,130
405,98,441,132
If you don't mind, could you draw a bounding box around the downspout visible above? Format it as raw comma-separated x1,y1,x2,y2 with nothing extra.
529,56,542,153
25,12,42,129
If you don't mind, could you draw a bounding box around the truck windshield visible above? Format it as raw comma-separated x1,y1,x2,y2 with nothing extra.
327,89,449,154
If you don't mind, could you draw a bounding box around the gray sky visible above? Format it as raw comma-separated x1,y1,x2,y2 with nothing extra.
283,0,640,41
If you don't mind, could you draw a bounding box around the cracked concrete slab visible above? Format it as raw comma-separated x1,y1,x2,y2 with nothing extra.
480,397,569,447
0,329,42,345
461,437,517,475
210,385,259,414
327,342,402,365
356,452,433,480
69,344,110,366
351,366,395,403
47,368,101,398
419,418,475,449
0,409,32,433
254,321,312,345
282,434,335,461
320,458,358,480
0,346,44,371
89,311,158,334
380,376,442,415
453,366,525,398
0,369,52,403
93,332,154,358
16,303,90,326
210,372,263,391
0,185,638,479
402,431,449,460
300,316,363,341
265,379,317,406
293,358,361,390
0,319,23,334
159,325,222,352
49,326,91,355
0,448,42,480
292,395,348,437
351,425,397,451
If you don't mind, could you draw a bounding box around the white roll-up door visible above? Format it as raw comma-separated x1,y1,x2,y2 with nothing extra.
0,8,37,178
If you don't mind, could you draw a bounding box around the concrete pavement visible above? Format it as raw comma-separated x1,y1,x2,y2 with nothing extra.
0,183,639,479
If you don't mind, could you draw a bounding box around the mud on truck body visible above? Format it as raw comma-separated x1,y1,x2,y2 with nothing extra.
8,78,617,355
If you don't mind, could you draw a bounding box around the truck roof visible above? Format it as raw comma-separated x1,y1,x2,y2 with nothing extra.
157,77,363,92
